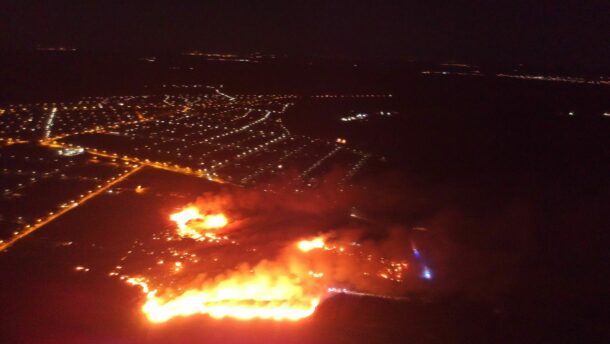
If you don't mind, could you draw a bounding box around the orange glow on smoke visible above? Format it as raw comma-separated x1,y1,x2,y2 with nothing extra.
121,206,410,324
130,209,325,322
170,206,228,240
122,228,412,323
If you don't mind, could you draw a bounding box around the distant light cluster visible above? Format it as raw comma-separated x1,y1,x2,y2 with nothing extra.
422,69,610,87
0,88,383,248
340,110,396,122
496,73,610,86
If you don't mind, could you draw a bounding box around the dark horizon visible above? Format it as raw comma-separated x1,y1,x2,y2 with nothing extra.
2,1,610,73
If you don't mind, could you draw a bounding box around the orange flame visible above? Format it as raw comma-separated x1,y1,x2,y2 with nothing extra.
297,236,326,252
130,256,324,323
125,205,411,324
140,276,321,322
170,206,228,241
122,229,331,322
202,214,229,229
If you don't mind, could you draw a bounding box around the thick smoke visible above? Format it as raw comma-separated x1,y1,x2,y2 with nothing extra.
182,168,535,300
127,163,537,323
152,174,427,301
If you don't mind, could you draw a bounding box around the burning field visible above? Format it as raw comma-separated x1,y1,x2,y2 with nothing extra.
109,186,433,324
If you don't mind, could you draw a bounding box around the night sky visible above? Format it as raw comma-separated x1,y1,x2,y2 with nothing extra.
2,1,609,70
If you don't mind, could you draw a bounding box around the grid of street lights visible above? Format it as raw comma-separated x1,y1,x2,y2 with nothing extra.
0,90,379,247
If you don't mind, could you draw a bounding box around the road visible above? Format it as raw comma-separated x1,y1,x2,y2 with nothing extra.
0,164,144,252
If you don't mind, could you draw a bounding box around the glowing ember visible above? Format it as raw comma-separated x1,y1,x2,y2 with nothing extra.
170,206,228,241
126,276,151,293
308,271,324,278
297,237,326,252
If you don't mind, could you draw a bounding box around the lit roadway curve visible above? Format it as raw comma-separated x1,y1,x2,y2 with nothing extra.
0,165,144,252
42,141,239,186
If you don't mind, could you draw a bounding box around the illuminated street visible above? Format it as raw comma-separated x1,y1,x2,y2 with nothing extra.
0,165,143,251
